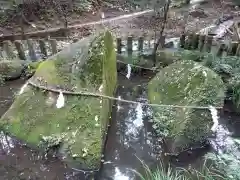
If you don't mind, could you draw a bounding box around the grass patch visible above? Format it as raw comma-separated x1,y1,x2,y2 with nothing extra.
134,158,226,180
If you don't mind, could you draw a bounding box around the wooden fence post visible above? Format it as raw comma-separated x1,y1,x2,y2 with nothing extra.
185,33,194,50
179,33,185,48
227,42,238,56
204,35,213,53
235,42,240,56
198,35,206,52
117,37,122,54
27,39,37,61
2,41,16,59
192,34,200,50
14,40,26,60
216,43,226,57
49,39,58,54
138,36,144,52
127,36,133,55
39,39,47,58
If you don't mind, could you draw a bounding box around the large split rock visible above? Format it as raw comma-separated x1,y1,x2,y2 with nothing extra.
148,60,225,154
0,31,117,170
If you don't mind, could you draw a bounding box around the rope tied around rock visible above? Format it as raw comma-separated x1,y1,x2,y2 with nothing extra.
27,81,223,110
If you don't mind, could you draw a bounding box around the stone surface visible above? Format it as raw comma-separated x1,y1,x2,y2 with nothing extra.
148,60,225,154
0,60,25,80
0,31,117,170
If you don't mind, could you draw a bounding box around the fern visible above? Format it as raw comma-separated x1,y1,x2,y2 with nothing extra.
206,137,240,179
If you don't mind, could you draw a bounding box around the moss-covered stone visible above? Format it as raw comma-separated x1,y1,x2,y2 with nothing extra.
0,31,117,170
0,60,25,80
148,60,225,154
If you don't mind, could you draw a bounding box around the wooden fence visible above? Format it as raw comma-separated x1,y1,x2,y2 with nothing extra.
116,33,240,57
179,33,240,57
0,38,74,61
1,33,240,61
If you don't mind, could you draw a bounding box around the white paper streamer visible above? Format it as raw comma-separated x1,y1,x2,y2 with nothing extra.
209,105,219,132
126,64,131,79
56,91,65,109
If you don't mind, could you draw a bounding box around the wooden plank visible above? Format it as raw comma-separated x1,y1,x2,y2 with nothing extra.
2,40,16,59
27,39,37,61
49,39,58,54
14,40,26,60
138,36,144,52
179,33,186,48
39,39,47,58
116,37,122,54
204,35,213,53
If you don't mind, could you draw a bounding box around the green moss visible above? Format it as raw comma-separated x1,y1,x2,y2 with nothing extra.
101,31,117,132
24,61,43,77
148,60,225,153
32,35,106,93
1,31,117,170
2,88,102,169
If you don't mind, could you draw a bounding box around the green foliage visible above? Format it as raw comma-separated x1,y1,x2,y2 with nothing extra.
133,157,187,180
201,54,240,107
227,74,240,107
206,139,240,180
134,158,225,180
136,166,186,180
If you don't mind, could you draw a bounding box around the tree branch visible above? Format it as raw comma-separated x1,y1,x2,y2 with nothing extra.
152,0,171,66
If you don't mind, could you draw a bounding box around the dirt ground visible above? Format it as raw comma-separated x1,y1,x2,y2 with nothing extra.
96,0,240,39
0,6,128,36
0,0,240,40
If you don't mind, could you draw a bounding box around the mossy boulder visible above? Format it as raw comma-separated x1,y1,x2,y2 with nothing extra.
0,60,26,80
0,31,117,170
148,60,225,154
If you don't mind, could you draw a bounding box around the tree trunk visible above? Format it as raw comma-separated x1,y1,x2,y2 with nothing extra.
152,0,171,66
